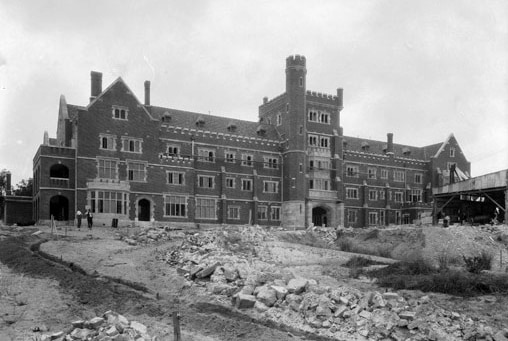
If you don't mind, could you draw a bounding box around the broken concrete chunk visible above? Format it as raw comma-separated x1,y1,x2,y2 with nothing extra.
254,300,270,312
130,321,148,335
70,328,95,340
189,265,204,280
382,292,400,300
105,325,119,337
86,317,105,329
270,285,288,300
398,311,416,321
197,262,221,279
71,320,85,329
359,310,372,320
49,331,64,340
334,305,348,318
234,293,257,309
287,278,308,294
256,286,277,307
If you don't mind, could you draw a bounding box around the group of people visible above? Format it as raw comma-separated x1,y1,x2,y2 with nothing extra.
75,209,93,230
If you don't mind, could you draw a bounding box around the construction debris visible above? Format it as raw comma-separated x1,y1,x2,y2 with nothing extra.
37,311,152,341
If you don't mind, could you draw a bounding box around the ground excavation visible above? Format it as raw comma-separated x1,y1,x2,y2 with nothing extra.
1,222,508,341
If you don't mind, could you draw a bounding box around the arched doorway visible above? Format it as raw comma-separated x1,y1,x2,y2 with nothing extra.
138,199,150,221
312,206,328,227
49,195,69,221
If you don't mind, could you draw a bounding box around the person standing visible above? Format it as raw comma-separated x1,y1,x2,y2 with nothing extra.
86,209,93,230
76,210,82,230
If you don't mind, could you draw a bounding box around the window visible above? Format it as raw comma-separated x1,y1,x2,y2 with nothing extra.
112,106,128,120
368,167,377,179
127,162,146,182
319,112,330,124
97,159,117,179
263,156,279,169
299,77,303,87
89,191,128,214
319,137,329,148
450,147,455,157
263,181,279,193
198,148,215,162
99,134,116,150
241,179,252,191
270,206,281,220
447,162,457,171
196,198,216,219
308,110,330,124
121,137,142,153
308,135,318,146
381,169,388,179
225,151,236,163
369,190,377,201
368,212,378,226
379,190,386,200
394,170,405,182
308,110,318,122
309,178,329,190
347,209,357,224
411,189,422,202
346,187,358,199
164,195,187,217
228,206,240,220
241,154,254,167
286,103,289,112
167,171,185,185
198,175,214,188
257,206,268,220
346,165,359,178
277,113,282,126
225,177,235,188
167,144,180,156
394,192,403,203
414,173,422,184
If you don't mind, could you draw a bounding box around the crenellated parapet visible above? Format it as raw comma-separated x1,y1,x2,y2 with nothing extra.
286,54,306,68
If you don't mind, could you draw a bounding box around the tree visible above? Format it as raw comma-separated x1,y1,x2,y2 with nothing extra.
14,178,33,197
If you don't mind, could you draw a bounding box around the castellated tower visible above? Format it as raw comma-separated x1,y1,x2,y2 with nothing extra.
282,55,308,227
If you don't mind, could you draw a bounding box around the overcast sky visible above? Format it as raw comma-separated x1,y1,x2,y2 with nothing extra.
1,0,507,186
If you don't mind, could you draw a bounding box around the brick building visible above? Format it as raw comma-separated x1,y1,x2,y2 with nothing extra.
32,55,470,228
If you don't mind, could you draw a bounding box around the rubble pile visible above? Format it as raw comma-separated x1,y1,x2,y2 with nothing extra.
37,310,154,341
154,225,508,340
231,278,508,341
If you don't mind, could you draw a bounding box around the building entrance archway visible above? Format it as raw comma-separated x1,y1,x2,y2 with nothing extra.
312,206,328,227
138,199,151,221
49,195,69,221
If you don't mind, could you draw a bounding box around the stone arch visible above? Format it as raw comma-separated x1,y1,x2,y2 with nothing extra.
49,195,69,221
312,205,330,227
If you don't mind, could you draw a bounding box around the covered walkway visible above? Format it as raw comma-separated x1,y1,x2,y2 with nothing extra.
432,169,507,224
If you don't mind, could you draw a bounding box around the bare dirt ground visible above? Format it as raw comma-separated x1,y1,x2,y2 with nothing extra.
1,223,508,340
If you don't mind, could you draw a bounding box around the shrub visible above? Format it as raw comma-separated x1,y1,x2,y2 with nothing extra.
337,237,354,252
463,251,492,274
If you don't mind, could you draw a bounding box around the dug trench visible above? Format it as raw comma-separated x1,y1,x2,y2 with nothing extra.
0,232,332,341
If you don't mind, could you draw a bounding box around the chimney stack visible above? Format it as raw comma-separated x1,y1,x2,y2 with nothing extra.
144,81,151,106
337,88,343,108
263,96,268,104
90,71,102,101
387,133,394,155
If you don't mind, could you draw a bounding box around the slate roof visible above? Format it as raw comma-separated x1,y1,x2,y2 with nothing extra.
343,135,446,161
148,106,281,141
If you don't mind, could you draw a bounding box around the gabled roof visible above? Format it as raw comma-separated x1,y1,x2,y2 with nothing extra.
428,133,454,158
148,106,280,141
87,77,156,121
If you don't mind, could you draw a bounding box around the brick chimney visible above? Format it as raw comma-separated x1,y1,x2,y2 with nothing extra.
90,71,102,102
144,81,151,106
387,133,394,155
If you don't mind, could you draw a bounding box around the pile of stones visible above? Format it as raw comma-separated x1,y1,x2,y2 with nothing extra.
38,311,153,341
230,276,508,341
